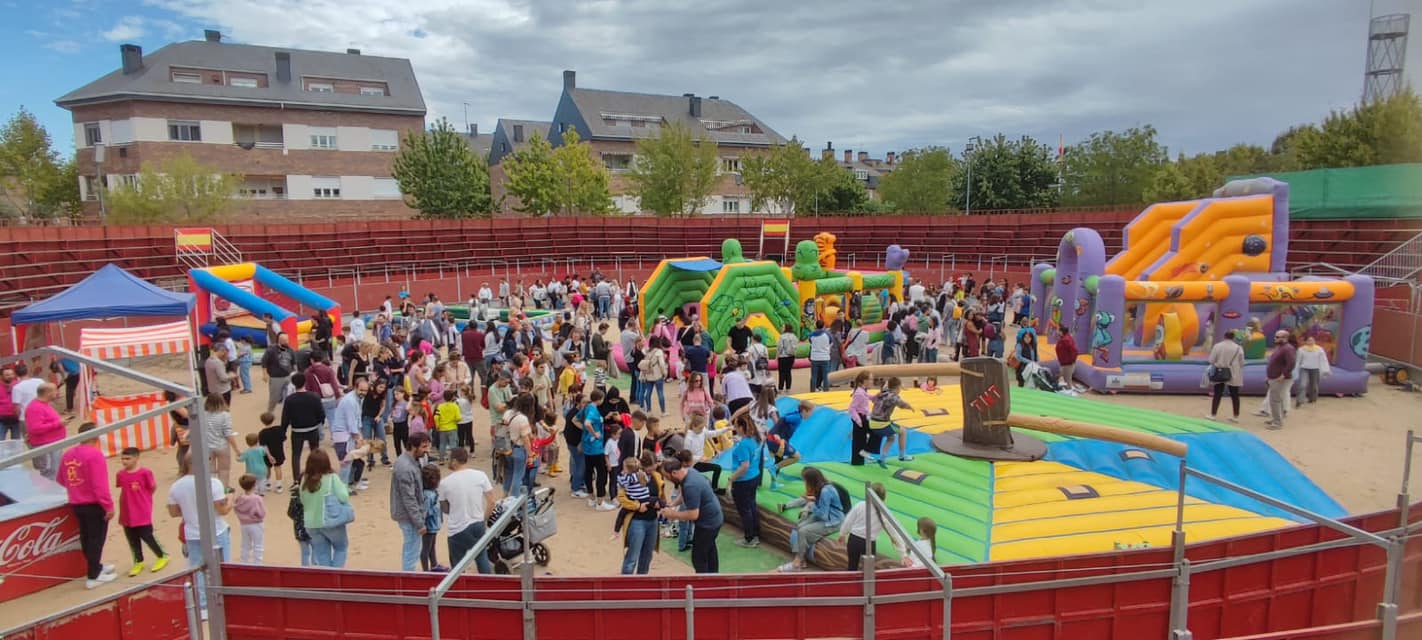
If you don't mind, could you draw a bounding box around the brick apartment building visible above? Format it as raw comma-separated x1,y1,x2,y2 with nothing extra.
823,142,899,201
547,70,788,215
56,30,426,221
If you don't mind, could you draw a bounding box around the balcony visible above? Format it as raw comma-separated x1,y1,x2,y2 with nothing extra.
238,176,287,200
232,124,284,150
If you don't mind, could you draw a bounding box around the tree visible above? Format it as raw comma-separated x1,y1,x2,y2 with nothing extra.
740,139,853,214
1294,90,1422,169
502,129,615,216
1060,125,1167,206
627,123,719,216
392,117,492,218
953,134,1059,210
0,108,78,222
1142,157,1196,202
104,152,240,224
876,147,959,213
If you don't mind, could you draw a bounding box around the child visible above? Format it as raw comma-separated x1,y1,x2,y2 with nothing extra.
848,371,874,466
764,434,800,489
455,385,476,453
859,377,915,468
256,412,287,494
536,412,561,477
390,388,410,457
420,464,447,571
233,474,266,564
919,377,942,395
343,440,386,494
611,456,654,539
897,517,938,568
433,389,460,461
115,447,169,576
236,336,255,394
408,388,433,438
239,433,275,495
681,412,729,492
286,493,312,567
592,363,609,393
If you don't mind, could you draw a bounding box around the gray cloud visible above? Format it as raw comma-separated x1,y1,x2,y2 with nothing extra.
153,0,1371,156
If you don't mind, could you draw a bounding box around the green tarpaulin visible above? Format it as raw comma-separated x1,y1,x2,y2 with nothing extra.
1230,163,1422,220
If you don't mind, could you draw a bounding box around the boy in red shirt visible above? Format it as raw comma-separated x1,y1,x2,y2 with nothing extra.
59,422,116,588
116,446,170,576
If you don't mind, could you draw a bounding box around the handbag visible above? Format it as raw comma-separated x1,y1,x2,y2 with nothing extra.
322,477,355,527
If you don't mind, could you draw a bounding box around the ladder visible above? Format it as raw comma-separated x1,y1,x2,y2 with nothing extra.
174,227,243,270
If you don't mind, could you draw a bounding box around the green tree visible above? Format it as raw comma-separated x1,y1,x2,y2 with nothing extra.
1294,90,1422,169
550,129,614,214
42,157,82,219
392,117,492,218
0,107,77,221
954,134,1059,210
104,152,240,223
501,132,558,215
628,123,719,216
1060,125,1167,206
876,147,959,213
1142,157,1196,202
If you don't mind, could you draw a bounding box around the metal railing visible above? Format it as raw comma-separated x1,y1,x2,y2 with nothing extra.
0,567,205,639
428,491,532,640
1360,231,1422,284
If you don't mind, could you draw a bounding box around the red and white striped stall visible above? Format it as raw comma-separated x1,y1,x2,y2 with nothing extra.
79,320,192,456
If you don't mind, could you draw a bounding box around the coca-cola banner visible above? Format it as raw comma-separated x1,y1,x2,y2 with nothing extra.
0,505,85,603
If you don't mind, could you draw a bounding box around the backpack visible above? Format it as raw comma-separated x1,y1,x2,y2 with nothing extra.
831,482,852,512
982,322,998,341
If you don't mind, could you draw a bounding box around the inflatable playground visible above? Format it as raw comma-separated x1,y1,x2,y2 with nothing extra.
634,233,909,365
1032,177,1374,394
187,262,341,347
728,359,1346,567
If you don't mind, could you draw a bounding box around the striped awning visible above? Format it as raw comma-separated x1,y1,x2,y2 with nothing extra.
79,320,193,360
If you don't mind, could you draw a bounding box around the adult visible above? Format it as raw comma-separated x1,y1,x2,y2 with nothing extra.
261,334,296,413
746,333,772,397
299,449,352,568
843,322,868,370
1013,330,1038,387
331,378,366,486
305,352,342,418
620,323,641,401
25,383,66,480
0,366,18,441
312,310,334,358
204,343,234,405
201,393,240,490
775,325,798,392
461,322,486,392
592,322,615,379
504,394,537,496
727,316,753,356
279,372,326,483
720,355,754,416
581,390,616,511
618,460,663,575
726,415,762,548
1206,330,1245,422
1265,330,1297,430
1056,326,1079,387
777,467,845,572
1295,336,1331,407
439,447,496,574
639,337,668,415
660,459,724,573
59,358,81,413
683,333,712,384
477,282,494,318
807,321,832,392
262,313,281,349
362,379,391,467
168,452,231,614
59,422,116,588
348,310,366,344
391,432,433,571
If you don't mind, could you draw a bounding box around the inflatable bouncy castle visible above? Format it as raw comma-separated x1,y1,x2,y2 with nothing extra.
1032,178,1374,394
188,262,341,347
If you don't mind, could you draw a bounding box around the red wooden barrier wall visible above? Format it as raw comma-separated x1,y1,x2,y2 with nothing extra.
1,571,195,640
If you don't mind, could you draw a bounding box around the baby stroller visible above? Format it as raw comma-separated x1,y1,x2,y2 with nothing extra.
486,486,557,574
1021,361,1063,392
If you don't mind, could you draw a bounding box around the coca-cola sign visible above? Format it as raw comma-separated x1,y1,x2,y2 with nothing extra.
0,516,81,570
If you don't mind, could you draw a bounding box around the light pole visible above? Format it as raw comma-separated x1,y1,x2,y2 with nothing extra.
964,135,980,215
93,142,107,222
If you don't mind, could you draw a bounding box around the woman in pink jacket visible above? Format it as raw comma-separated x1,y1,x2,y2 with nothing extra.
25,383,66,480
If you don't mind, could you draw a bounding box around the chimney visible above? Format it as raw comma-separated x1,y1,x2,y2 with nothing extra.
689,95,702,118
858,151,869,162
120,44,143,75
470,123,478,136
843,149,852,163
274,52,291,83
708,96,718,100
886,151,896,165
204,29,221,42
563,70,576,91
346,48,361,55
513,124,524,143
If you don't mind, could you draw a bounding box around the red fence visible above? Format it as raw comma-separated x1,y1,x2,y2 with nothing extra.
0,569,198,640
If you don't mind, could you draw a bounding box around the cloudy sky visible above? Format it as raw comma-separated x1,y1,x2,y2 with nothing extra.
1,0,1410,156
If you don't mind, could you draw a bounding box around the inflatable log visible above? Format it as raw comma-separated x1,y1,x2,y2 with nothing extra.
718,496,848,571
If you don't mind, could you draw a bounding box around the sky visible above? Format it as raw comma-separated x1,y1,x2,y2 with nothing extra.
0,0,1412,158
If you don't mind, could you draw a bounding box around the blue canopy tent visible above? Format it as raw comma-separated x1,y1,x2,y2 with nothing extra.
10,264,196,353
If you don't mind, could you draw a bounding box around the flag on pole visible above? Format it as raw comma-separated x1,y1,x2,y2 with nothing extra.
761,221,789,238
1057,134,1064,161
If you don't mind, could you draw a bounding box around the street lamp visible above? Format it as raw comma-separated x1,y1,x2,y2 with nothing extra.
964,135,981,216
93,142,107,222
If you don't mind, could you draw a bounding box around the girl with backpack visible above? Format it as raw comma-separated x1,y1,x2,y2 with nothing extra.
775,467,845,572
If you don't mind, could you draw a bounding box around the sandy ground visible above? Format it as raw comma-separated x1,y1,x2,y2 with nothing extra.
4,331,1422,629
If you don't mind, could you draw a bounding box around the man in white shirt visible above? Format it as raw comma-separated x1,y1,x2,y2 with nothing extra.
168,455,231,614
439,447,496,574
348,310,366,344
10,362,44,422
331,379,366,487
498,279,511,307
908,279,926,304
381,295,394,320
477,283,494,319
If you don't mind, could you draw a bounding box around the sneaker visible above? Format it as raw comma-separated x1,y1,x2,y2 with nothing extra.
596,501,618,511
150,556,169,572
1228,416,1239,424
1204,413,1218,421
587,498,598,508
875,457,888,470
735,537,761,548
86,573,117,589
898,455,914,462
571,490,590,498
101,563,116,575
432,565,450,572
200,608,208,622
858,450,878,462
1266,422,1282,431
1252,410,1270,417
128,565,143,577
776,561,801,573
275,484,285,494
358,480,370,491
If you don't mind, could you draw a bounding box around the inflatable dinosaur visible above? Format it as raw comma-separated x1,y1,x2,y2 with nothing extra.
791,239,828,281
813,232,838,271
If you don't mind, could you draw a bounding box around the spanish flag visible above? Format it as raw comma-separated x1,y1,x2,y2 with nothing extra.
174,227,213,251
761,221,789,238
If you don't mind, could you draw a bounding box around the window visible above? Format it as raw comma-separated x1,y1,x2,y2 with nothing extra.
312,176,341,199
116,174,138,189
308,82,334,93
373,178,401,199
309,127,337,150
82,176,100,201
229,77,258,88
603,154,633,171
83,123,102,146
172,71,202,84
370,129,399,151
167,121,201,142
740,126,753,134
358,86,386,96
722,199,740,214
721,157,740,174
603,118,619,127
854,169,869,180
